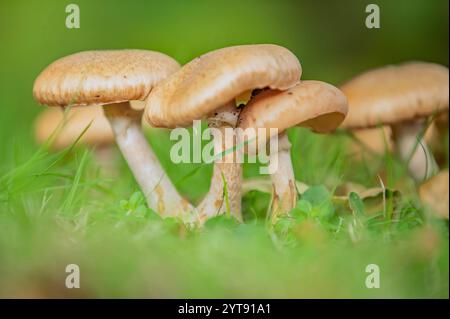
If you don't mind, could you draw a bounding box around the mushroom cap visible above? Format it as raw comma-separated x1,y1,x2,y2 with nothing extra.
144,44,301,128
237,80,348,145
419,169,449,219
340,62,449,129
33,50,180,107
34,106,114,150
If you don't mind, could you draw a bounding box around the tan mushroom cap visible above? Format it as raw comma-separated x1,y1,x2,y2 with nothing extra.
419,169,449,219
34,106,114,150
341,62,449,129
238,80,348,143
33,50,180,107
145,44,301,128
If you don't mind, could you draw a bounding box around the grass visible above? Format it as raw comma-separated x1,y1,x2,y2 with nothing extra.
0,0,448,298
0,122,448,298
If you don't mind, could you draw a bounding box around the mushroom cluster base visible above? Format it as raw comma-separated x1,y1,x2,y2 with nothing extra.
197,103,242,223
103,102,193,217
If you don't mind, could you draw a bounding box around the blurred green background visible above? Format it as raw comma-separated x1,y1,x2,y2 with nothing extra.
0,0,448,156
0,0,448,298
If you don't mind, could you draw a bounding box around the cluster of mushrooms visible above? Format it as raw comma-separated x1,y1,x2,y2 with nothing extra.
33,45,449,224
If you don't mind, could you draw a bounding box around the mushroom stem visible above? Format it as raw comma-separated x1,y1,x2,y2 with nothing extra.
269,132,297,217
197,103,242,223
103,102,193,217
391,119,438,182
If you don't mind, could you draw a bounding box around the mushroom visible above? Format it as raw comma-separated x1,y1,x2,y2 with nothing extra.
238,80,348,216
34,106,117,172
419,169,449,219
34,106,114,150
145,44,301,222
33,49,193,217
340,62,449,182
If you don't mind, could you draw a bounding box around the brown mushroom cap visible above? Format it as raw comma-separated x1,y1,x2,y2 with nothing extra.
419,169,449,219
33,50,180,107
238,80,348,143
340,62,449,129
145,44,301,128
34,106,114,149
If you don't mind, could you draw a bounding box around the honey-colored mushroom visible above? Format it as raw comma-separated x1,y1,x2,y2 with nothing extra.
340,62,449,182
145,44,301,222
33,50,193,217
238,80,348,217
34,106,114,150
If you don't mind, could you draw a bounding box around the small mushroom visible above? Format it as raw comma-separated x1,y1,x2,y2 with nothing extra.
340,62,449,182
34,106,114,150
34,106,117,173
238,80,348,216
419,169,449,219
33,50,193,217
145,44,301,222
